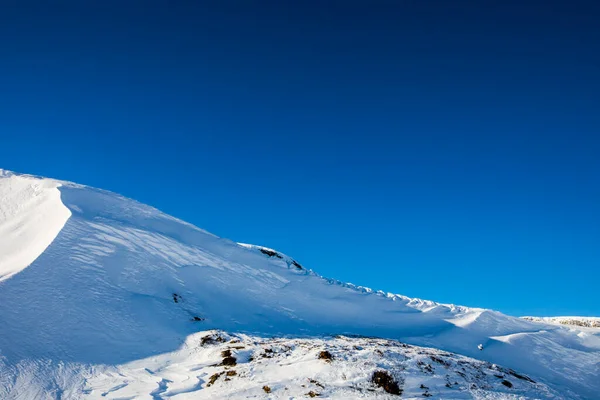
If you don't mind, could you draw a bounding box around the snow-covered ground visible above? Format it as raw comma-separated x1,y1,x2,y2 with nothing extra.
82,331,560,399
0,170,598,399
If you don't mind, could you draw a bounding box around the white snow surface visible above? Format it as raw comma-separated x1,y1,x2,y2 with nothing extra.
0,169,70,281
0,170,598,399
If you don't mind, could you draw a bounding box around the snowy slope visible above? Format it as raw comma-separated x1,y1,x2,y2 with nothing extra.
0,170,598,399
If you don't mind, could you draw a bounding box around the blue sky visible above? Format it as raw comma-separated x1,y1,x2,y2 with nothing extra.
1,1,599,316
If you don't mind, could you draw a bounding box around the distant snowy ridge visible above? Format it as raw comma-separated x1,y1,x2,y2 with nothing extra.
0,169,599,399
522,316,600,329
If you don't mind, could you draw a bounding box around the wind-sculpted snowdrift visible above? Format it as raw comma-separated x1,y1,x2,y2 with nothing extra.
0,170,598,399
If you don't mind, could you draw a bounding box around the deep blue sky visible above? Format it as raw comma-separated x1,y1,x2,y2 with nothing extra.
1,1,599,316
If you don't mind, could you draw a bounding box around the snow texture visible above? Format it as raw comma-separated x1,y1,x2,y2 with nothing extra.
0,170,598,399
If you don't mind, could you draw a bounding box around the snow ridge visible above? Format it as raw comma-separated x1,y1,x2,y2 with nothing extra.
0,171,71,281
237,243,468,313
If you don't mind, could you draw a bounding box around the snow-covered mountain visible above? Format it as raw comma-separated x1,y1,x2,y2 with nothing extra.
0,170,598,399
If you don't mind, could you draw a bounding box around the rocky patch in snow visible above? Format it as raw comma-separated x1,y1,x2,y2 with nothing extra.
79,331,559,399
522,316,600,329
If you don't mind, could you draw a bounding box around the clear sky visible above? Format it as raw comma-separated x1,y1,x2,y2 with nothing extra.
1,1,599,316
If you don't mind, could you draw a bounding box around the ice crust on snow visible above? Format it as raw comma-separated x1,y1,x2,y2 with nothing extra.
0,170,598,399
